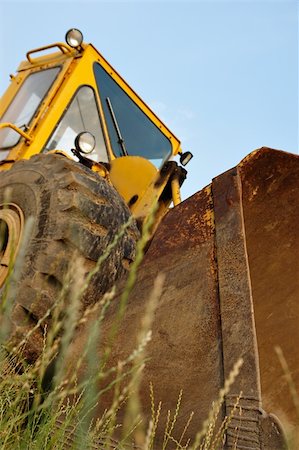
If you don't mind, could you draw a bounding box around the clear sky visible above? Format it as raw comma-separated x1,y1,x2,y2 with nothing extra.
0,0,298,199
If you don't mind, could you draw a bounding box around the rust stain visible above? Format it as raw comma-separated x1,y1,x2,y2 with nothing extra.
144,183,215,260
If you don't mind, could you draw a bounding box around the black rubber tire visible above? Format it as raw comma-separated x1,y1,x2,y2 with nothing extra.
0,153,139,362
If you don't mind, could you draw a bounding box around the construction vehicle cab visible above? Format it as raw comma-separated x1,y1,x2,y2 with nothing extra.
0,29,191,226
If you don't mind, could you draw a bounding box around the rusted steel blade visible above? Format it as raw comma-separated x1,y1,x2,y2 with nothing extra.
64,147,298,449
212,166,263,449
68,185,224,448
239,148,299,429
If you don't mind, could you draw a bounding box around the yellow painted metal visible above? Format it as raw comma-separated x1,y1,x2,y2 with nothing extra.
90,161,110,179
131,172,174,230
109,155,175,226
47,149,73,159
26,42,72,64
171,176,181,206
18,49,78,72
0,123,32,142
109,156,158,207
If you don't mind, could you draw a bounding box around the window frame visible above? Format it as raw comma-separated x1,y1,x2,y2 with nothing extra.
93,62,173,167
0,66,62,150
43,84,109,162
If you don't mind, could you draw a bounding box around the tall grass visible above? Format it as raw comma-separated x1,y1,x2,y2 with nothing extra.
0,210,297,450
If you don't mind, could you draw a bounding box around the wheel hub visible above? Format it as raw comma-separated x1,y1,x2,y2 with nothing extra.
0,203,24,287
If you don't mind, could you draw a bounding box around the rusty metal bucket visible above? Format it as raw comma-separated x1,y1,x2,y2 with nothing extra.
68,148,298,449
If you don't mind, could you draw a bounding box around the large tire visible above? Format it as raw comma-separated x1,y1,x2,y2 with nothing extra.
0,153,139,363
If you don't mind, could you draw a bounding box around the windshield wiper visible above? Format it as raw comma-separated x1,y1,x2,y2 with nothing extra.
106,97,128,156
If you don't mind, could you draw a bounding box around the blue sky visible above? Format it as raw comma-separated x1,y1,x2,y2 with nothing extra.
0,0,298,199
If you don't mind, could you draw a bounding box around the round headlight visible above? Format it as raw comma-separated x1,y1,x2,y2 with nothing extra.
74,132,96,154
65,29,83,48
180,151,193,166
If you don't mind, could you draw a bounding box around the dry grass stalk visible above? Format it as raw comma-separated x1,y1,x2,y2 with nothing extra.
275,346,299,450
0,208,296,450
191,358,243,450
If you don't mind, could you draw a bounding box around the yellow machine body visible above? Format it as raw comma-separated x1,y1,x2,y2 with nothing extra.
0,39,186,223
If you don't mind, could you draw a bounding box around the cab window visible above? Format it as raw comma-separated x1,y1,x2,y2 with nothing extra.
93,63,172,167
44,86,108,162
0,67,61,149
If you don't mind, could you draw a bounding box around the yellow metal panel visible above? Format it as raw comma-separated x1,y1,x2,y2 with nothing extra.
109,156,158,205
109,155,175,225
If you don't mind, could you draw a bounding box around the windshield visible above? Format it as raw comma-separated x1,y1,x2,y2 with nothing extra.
44,85,108,163
0,67,60,149
93,63,172,167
